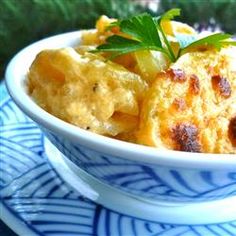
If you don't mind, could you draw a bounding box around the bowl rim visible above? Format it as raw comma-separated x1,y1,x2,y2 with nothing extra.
5,31,236,170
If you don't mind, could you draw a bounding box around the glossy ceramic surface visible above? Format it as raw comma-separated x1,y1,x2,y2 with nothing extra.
1,86,236,236
5,31,236,204
45,138,236,225
44,129,236,203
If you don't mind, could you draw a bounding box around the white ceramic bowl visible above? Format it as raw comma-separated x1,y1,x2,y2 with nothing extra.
5,31,236,204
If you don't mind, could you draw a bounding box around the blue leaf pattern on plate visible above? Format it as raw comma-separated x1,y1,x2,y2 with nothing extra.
45,131,236,202
1,85,236,236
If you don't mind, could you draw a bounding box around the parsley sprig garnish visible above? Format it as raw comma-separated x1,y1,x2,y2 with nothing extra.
94,13,165,59
177,33,236,56
154,8,181,62
94,9,236,62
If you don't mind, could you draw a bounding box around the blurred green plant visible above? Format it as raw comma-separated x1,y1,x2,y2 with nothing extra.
1,0,235,79
0,0,143,78
158,0,236,33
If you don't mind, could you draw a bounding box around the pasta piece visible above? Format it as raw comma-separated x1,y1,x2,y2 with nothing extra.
28,48,147,136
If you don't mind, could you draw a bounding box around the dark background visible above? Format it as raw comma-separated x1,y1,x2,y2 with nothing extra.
1,0,236,79
0,221,16,236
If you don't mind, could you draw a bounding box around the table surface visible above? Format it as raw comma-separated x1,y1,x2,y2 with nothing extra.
0,221,17,236
1,81,17,235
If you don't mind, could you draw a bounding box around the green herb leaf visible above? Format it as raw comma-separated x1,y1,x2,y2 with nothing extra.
178,33,236,55
154,8,181,62
221,41,236,46
160,8,181,21
94,9,236,63
94,34,166,60
95,35,141,56
96,35,163,52
153,8,181,24
105,21,120,31
120,13,162,46
94,13,167,60
183,33,232,49
175,34,197,49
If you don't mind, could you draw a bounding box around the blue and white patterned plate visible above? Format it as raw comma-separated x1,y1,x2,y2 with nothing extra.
1,83,236,236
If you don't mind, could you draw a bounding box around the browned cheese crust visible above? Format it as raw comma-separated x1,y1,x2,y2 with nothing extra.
137,47,236,153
